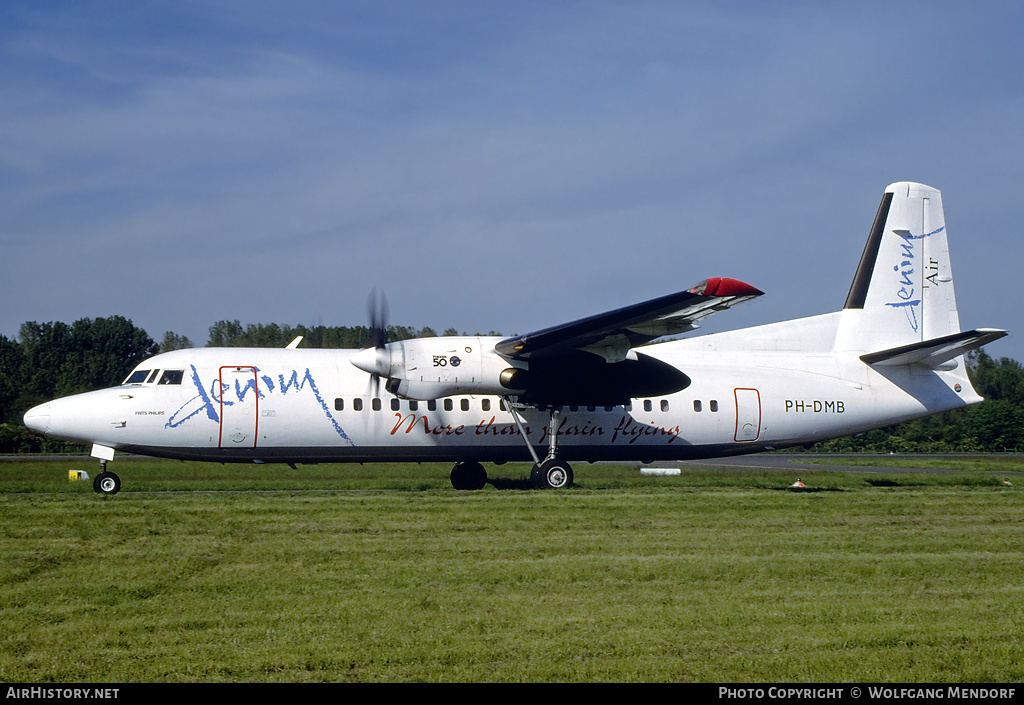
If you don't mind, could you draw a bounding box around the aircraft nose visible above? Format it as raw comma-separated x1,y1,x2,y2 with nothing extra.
23,403,51,434
21,390,121,445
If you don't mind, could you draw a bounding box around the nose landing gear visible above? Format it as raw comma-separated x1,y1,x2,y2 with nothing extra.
92,459,121,495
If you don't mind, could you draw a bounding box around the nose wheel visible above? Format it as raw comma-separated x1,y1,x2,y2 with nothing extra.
92,460,121,495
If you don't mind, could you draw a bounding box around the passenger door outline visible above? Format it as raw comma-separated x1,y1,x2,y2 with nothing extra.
734,388,761,442
219,366,259,448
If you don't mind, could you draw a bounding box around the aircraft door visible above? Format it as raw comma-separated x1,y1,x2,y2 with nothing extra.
219,366,259,449
734,388,761,442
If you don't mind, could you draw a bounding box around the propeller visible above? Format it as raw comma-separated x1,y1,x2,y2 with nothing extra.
367,286,390,351
354,286,391,394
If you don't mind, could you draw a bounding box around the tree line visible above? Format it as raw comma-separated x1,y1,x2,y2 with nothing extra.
1,315,1021,454
204,320,472,349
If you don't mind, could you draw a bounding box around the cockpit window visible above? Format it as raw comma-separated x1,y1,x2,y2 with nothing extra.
123,368,186,385
124,370,150,385
158,370,184,385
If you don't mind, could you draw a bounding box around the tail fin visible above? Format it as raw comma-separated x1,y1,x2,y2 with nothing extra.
837,182,961,353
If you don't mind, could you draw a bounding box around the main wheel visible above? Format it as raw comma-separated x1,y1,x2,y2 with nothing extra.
93,471,121,495
531,458,573,490
450,461,487,490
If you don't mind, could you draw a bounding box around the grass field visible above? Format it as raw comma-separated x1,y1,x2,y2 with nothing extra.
1,456,1022,683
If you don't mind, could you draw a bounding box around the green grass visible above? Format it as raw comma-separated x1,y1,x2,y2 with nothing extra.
1,457,1022,682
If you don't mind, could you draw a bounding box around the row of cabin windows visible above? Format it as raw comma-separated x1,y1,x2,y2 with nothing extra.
638,399,718,412
335,397,491,413
333,398,721,413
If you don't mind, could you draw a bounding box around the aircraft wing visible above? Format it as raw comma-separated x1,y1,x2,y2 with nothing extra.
494,278,763,363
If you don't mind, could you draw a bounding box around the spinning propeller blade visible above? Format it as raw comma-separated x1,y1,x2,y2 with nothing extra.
364,287,390,394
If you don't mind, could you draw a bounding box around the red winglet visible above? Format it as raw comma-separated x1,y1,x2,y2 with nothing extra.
691,278,764,297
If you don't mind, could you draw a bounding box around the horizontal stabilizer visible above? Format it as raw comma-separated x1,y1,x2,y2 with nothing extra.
860,329,1007,368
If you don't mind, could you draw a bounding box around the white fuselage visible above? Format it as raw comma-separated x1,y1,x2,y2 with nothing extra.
24,309,979,465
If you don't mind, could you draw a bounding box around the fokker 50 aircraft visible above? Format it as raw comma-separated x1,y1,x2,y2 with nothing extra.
24,182,1006,494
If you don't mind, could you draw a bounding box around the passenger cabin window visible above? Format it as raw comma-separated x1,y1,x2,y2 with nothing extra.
710,400,719,412
694,400,702,412
353,398,363,411
335,398,344,411
643,400,653,412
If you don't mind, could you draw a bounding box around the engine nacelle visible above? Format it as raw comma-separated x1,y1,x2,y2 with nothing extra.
352,336,524,400
351,335,691,405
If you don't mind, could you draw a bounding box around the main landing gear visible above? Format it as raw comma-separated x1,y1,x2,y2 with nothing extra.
447,403,574,491
529,407,573,489
530,456,574,490
450,461,487,491
93,459,121,495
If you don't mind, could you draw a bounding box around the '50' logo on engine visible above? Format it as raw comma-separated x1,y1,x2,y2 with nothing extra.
432,355,461,367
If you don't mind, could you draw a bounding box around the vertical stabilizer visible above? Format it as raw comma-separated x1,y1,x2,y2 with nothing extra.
836,182,960,352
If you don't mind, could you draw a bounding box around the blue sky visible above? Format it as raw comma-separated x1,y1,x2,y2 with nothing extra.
2,1,1021,361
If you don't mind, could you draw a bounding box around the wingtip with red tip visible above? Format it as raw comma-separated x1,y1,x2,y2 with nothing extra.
691,277,764,297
